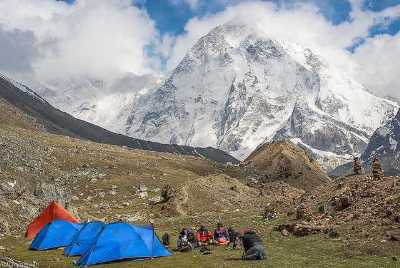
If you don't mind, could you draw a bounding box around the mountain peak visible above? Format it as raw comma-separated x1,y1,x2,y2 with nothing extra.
29,23,398,171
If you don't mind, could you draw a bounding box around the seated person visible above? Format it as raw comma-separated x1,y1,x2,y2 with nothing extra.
196,225,213,246
213,222,230,245
241,229,266,260
187,228,197,245
227,227,240,249
162,232,170,247
176,228,194,252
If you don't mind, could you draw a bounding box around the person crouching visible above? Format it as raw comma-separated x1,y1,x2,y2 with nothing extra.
241,229,266,260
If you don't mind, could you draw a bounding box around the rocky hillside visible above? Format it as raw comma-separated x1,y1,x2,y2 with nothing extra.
243,140,330,191
280,174,400,248
0,74,238,164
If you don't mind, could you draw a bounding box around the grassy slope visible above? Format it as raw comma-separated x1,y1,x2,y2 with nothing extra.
1,228,399,268
0,99,399,267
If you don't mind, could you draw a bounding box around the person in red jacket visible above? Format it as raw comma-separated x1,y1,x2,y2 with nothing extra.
196,225,213,247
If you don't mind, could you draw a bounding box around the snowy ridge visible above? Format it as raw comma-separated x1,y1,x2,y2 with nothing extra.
0,73,47,103
30,73,162,132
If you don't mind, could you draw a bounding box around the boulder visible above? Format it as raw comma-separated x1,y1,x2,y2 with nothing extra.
160,184,176,203
386,230,400,241
334,195,352,211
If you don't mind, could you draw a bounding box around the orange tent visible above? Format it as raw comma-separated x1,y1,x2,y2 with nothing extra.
25,201,79,240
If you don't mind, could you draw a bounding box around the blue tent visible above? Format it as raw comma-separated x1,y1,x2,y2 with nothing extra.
75,222,172,266
30,219,82,250
64,221,105,256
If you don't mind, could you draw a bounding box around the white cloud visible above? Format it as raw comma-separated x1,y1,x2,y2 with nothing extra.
0,0,398,100
160,0,400,99
0,0,157,82
352,33,400,99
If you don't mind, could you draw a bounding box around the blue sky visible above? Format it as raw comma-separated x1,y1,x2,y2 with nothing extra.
138,0,399,36
60,0,400,37
135,0,354,34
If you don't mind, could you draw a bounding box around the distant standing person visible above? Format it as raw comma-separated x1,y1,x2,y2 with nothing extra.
241,229,266,260
353,156,363,175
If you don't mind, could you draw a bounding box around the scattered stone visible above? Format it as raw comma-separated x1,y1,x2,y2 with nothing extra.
109,190,117,196
0,219,10,235
262,206,277,220
148,195,162,205
293,224,324,236
0,257,39,268
138,191,148,199
138,184,148,192
386,230,400,241
333,195,352,211
281,229,289,236
327,228,339,238
230,185,239,192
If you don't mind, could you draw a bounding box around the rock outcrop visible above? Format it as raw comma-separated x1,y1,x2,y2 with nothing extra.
243,140,330,190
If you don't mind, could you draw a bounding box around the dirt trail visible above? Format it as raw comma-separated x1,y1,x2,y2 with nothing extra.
176,185,189,216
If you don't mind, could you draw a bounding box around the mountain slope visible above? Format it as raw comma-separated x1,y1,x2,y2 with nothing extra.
330,109,400,176
0,74,238,164
361,109,400,175
244,140,330,191
28,73,162,133
122,23,397,170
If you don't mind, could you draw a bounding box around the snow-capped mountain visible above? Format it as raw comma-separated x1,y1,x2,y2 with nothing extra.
30,73,161,132
361,109,400,175
28,23,398,170
122,23,397,170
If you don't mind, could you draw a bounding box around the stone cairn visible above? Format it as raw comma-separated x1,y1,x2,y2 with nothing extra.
371,155,384,179
353,157,363,175
296,203,312,222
